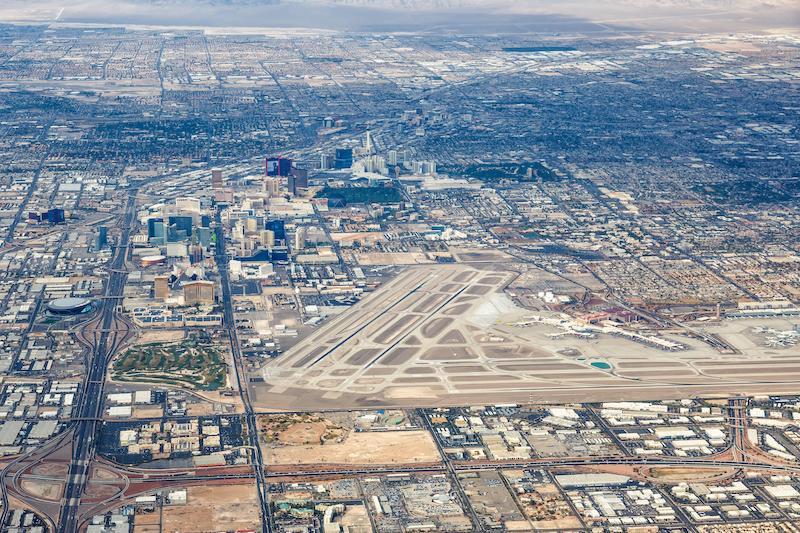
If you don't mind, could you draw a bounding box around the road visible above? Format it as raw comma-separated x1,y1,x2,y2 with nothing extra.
261,453,800,478
420,412,484,532
56,188,139,533
4,126,52,244
495,181,739,353
728,395,751,462
310,201,353,279
3,363,792,532
214,210,273,533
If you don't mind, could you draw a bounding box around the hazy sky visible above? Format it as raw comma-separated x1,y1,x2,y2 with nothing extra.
0,0,797,32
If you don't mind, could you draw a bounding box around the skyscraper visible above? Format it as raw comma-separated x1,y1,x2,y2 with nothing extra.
293,226,305,251
176,197,201,213
154,275,170,301
364,131,374,154
294,168,308,190
334,148,353,169
168,215,193,239
245,217,259,232
147,218,165,244
266,219,286,242
147,218,162,237
95,226,108,250
261,229,275,247
183,280,215,305
263,177,281,196
196,227,213,248
211,169,223,189
288,167,308,195
190,245,204,264
266,157,292,177
46,208,65,224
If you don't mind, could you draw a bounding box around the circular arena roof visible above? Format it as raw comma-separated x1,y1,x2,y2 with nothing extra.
47,297,93,314
140,254,166,266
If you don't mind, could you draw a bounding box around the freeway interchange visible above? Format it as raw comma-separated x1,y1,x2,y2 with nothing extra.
0,187,274,531
0,182,795,532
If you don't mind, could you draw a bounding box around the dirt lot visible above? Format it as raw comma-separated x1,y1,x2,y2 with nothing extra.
20,480,62,501
645,466,734,483
136,329,185,343
132,510,160,533
185,392,244,414
260,413,347,446
133,406,164,418
269,430,441,465
161,484,261,532
339,504,372,532
279,420,330,445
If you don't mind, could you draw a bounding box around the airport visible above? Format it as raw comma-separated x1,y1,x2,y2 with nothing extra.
254,264,800,410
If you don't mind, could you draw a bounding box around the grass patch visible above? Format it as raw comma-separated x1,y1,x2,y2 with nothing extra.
317,185,402,205
112,333,227,391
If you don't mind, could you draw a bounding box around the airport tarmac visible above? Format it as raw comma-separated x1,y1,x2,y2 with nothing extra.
252,264,800,410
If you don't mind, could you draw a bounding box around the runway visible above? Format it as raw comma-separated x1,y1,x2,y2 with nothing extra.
253,264,800,410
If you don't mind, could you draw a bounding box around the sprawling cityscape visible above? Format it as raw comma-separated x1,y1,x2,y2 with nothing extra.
0,1,797,531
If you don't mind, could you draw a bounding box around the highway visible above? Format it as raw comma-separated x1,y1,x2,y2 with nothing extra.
56,188,139,533
728,395,750,462
261,454,800,478
11,440,800,511
75,446,800,487
0,158,783,531
214,210,273,533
